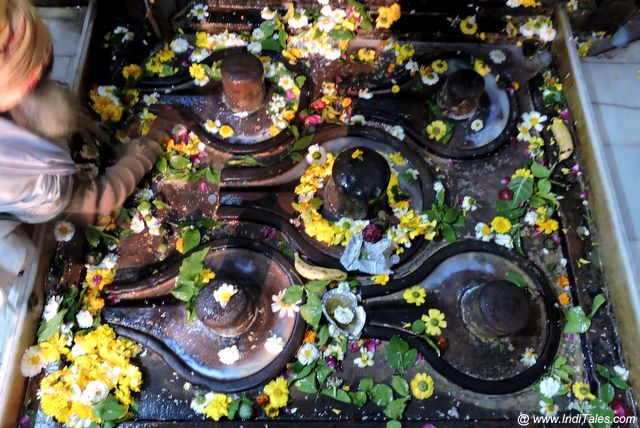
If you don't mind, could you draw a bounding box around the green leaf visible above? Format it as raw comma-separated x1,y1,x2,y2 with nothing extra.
370,384,393,407
321,387,352,403
278,30,287,48
305,280,330,294
385,336,409,371
610,376,629,390
411,319,426,335
295,375,318,394
228,399,241,419
92,395,127,422
295,75,307,88
386,421,402,428
156,156,167,173
441,223,456,243
588,398,616,428
330,29,355,40
317,325,329,346
181,228,201,254
598,383,615,404
283,285,304,304
596,364,611,379
359,377,374,393
384,397,410,420
391,376,410,397
316,364,333,385
529,196,547,208
589,293,606,318
85,228,100,248
290,134,314,152
227,156,263,167
300,293,322,328
350,390,367,407
172,248,210,303
508,176,534,205
402,348,418,370
537,178,552,197
291,152,303,162
262,37,282,51
169,154,191,170
506,271,528,290
37,309,68,342
152,199,170,209
531,162,551,178
260,20,276,38
563,306,591,334
205,167,220,185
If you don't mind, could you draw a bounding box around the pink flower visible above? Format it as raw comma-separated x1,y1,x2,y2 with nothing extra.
559,108,571,121
285,90,297,100
348,341,360,353
363,339,380,353
199,182,209,193
311,100,326,110
92,275,103,288
305,114,323,126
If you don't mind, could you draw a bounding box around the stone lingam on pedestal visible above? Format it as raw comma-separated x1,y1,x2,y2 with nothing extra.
437,68,486,120
321,146,391,221
220,52,266,114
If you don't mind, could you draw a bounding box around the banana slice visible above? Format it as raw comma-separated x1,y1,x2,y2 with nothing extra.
551,117,574,162
294,252,347,281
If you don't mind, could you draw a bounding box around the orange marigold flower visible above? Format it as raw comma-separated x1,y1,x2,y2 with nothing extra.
255,394,270,406
556,275,570,289
558,293,570,306
304,330,316,343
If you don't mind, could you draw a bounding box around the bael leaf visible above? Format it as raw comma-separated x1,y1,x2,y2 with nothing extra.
589,293,606,318
531,162,551,178
537,178,552,197
506,271,528,290
385,336,409,371
359,377,374,393
305,280,330,294
610,376,629,390
384,397,410,420
350,390,367,407
92,395,128,422
598,383,615,404
181,228,201,254
321,387,351,403
295,375,318,394
508,176,534,205
283,285,304,305
370,384,393,407
391,376,410,397
37,309,68,342
300,293,323,328
152,199,170,209
563,306,591,334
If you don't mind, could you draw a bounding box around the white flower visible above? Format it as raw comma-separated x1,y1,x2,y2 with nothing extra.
76,310,94,329
330,9,346,23
288,13,309,30
271,289,301,318
517,123,532,142
261,7,276,20
520,21,536,37
67,416,91,428
252,28,266,41
213,283,238,308
333,306,354,324
263,62,276,78
194,75,210,87
317,16,336,33
506,0,520,7
247,41,262,54
297,343,319,365
358,88,373,99
613,365,630,381
265,335,285,355
190,48,209,63
324,48,342,61
489,49,506,64
350,114,366,125
218,345,241,365
20,346,46,377
471,119,484,132
354,350,374,368
494,233,514,249
521,111,547,132
171,38,189,53
71,344,87,358
524,211,539,226
539,25,557,42
475,222,493,241
462,196,477,212
520,347,537,367
278,75,295,91
136,188,154,201
130,213,145,234
146,216,161,236
305,144,327,165
433,181,444,193
191,392,214,413
539,400,559,416
405,60,419,73
81,380,109,405
422,72,439,86
143,92,160,105
189,4,209,22
42,295,63,322
539,376,561,398
54,221,75,242
318,0,329,4
204,119,221,134
386,125,405,141
323,343,345,360
320,5,333,16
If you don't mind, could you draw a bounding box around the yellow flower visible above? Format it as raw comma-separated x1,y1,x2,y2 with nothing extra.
460,16,478,35
391,84,400,93
421,309,447,336
264,377,289,409
388,152,407,166
491,216,512,234
473,59,491,77
351,149,364,159
426,120,448,142
203,393,232,421
175,237,184,254
269,126,281,137
512,168,532,179
410,373,434,399
372,274,390,285
200,268,216,283
282,109,296,121
403,286,426,306
357,48,376,62
189,63,207,81
122,64,142,80
537,218,559,234
431,59,448,73
195,31,214,49
572,382,595,401
376,3,401,29
219,125,234,139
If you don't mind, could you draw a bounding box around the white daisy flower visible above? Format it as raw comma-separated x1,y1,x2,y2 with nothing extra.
489,49,506,64
252,28,266,41
143,92,160,105
247,41,262,54
20,346,46,377
422,72,439,86
204,119,221,134
261,7,276,20
305,144,327,165
288,13,309,30
130,213,145,234
323,343,345,360
494,233,514,249
331,9,346,23
145,216,162,236
539,400,559,416
297,343,320,365
524,211,538,226
521,111,547,132
520,347,537,367
271,289,301,318
191,392,214,414
71,343,87,358
320,5,333,16
265,335,285,355
263,62,276,78
386,125,405,141
189,4,209,22
471,119,484,132
171,37,189,54
190,48,209,63
519,21,537,37
317,16,336,33
354,350,374,368
278,75,295,91
42,295,63,322
475,222,493,241
350,114,366,125
54,221,75,242
76,310,94,329
193,75,210,87
324,48,342,61
218,345,241,365
81,380,109,405
613,365,630,381
405,60,419,73
517,123,532,142
213,283,238,309
506,0,521,7
462,196,477,212
539,376,561,398
539,25,557,42
333,306,354,324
